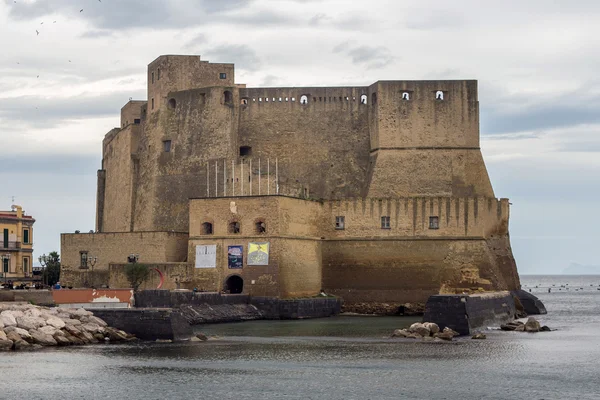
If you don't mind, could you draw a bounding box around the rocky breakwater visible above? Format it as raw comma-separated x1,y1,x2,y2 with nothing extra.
501,317,551,333
0,303,135,351
392,322,463,341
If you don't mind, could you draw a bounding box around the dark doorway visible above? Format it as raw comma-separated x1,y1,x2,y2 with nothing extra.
224,275,244,294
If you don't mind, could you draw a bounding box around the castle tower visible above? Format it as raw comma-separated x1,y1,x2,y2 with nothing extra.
366,80,495,198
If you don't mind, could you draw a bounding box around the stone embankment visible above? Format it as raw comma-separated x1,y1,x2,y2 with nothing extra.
0,303,135,351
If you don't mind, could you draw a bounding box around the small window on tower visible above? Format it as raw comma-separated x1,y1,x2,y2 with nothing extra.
335,216,345,230
239,146,252,157
429,216,440,229
202,222,213,235
134,119,141,124
229,221,241,234
220,73,227,79
163,140,172,153
381,216,391,229
80,251,88,269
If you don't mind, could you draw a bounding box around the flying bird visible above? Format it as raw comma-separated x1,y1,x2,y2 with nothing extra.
36,30,39,35
80,9,83,12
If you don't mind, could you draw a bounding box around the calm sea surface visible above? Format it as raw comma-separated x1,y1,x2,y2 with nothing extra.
1,275,600,400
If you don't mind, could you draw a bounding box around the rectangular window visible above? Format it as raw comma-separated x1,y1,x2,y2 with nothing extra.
80,251,88,269
157,68,161,80
23,257,29,274
429,216,440,230
219,72,227,79
152,72,154,84
3,229,8,248
163,140,172,152
2,257,8,273
381,216,391,229
23,228,30,244
335,216,345,230
151,98,154,110
134,119,141,124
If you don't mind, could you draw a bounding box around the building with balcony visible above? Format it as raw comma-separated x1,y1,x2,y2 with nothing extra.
1,205,35,282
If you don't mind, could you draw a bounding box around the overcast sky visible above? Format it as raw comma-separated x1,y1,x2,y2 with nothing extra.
1,0,598,274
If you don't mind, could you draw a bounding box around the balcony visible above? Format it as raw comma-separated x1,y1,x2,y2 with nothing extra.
0,241,31,250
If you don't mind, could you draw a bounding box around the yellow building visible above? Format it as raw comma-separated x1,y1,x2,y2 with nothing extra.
1,205,35,282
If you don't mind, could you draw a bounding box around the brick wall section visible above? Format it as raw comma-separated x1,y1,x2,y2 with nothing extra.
60,232,188,287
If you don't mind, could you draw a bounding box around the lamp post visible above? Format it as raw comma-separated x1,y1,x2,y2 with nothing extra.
88,256,97,288
38,253,48,287
1,254,10,285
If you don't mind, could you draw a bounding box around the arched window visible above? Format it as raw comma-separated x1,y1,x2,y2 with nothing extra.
202,222,213,235
436,91,444,100
300,95,308,104
168,98,176,109
360,94,368,104
224,90,233,104
241,98,248,105
255,220,266,234
402,92,410,101
229,221,241,234
371,93,377,105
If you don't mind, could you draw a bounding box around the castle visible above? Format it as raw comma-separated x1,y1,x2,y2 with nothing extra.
60,55,521,303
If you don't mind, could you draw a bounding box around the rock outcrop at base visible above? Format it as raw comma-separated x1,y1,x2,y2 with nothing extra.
392,322,461,341
500,317,550,333
0,303,136,351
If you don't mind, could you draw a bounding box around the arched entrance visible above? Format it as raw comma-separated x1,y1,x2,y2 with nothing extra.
224,275,244,294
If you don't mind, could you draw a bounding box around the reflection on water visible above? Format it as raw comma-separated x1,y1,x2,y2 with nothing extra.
1,276,599,400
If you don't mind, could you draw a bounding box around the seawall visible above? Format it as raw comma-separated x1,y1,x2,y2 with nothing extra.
92,308,193,341
134,290,343,323
423,291,516,335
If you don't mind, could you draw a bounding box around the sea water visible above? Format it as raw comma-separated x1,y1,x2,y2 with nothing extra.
1,275,599,400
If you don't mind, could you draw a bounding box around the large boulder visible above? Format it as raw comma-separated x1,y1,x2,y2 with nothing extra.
0,339,13,351
391,329,410,338
72,309,93,319
525,317,541,332
29,329,58,346
54,335,72,346
0,330,7,341
0,312,17,327
39,326,58,337
4,327,33,342
81,323,103,334
442,327,460,337
64,319,82,326
500,321,524,331
423,322,440,335
46,317,66,329
25,307,43,318
408,323,430,337
16,316,46,331
82,316,108,327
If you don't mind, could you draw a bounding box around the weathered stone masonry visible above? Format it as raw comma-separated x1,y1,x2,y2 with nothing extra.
61,54,521,304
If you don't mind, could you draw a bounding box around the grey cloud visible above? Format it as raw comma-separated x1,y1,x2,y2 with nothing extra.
261,75,282,87
80,29,114,39
309,13,330,26
183,33,208,50
5,0,291,30
0,154,101,176
481,101,600,135
203,45,261,72
0,89,145,128
333,42,395,69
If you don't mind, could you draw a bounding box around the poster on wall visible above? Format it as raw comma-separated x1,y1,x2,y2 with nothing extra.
248,242,270,266
228,246,243,269
195,245,217,268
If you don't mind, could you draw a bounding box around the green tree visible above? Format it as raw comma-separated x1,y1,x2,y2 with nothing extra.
42,251,61,286
124,263,150,292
